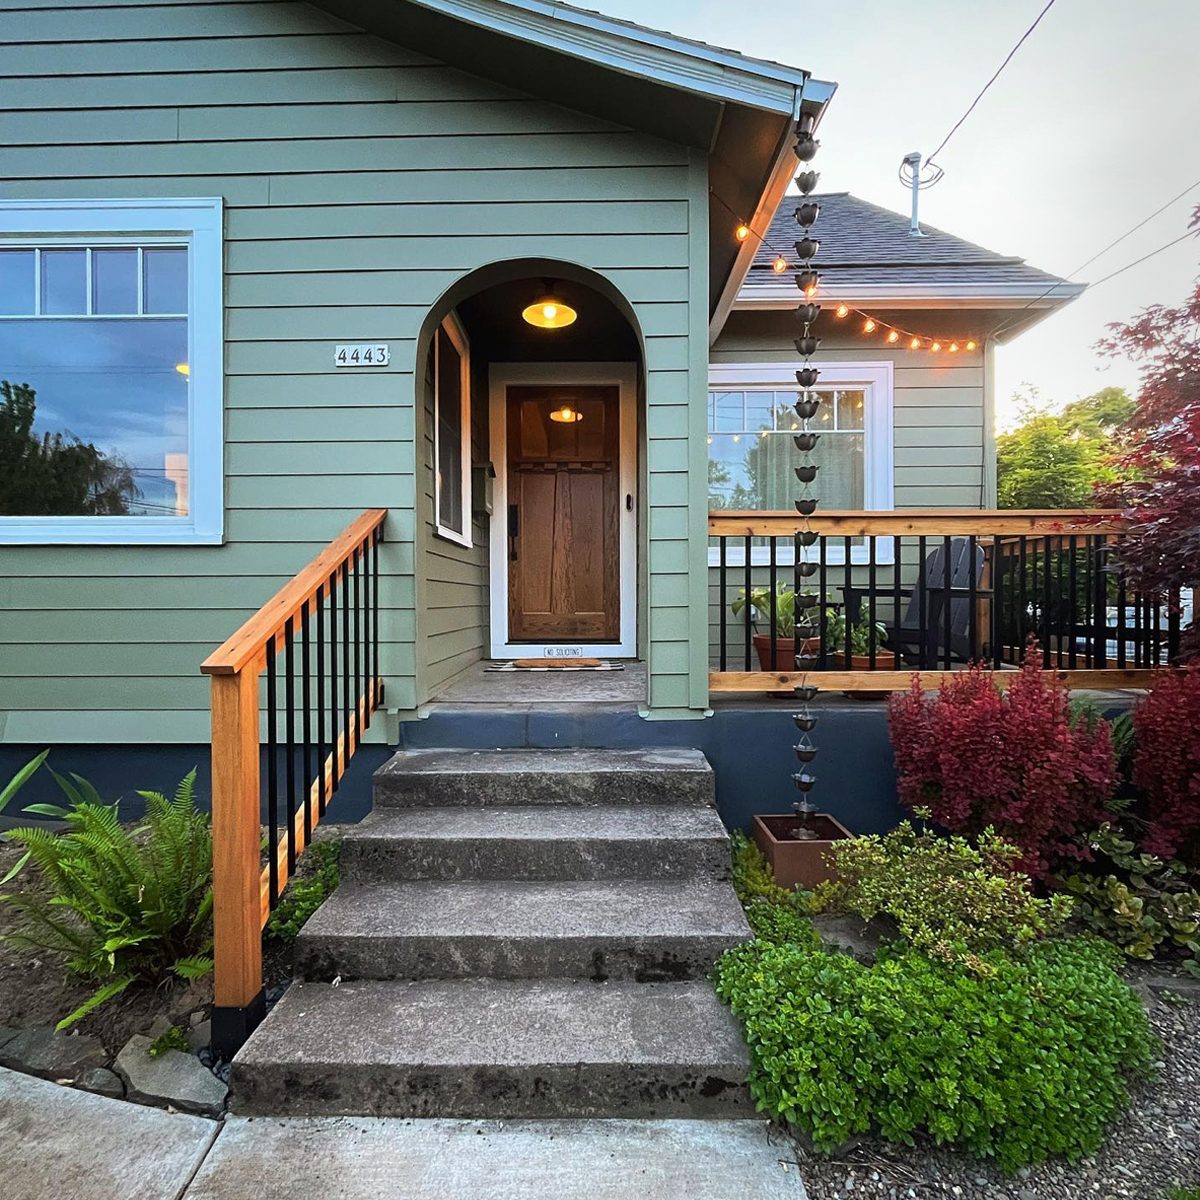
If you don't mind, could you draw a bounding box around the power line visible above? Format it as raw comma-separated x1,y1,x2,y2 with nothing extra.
926,0,1058,169
1086,229,1197,289
1072,176,1200,275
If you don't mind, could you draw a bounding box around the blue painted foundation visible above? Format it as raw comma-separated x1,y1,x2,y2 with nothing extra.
0,701,904,835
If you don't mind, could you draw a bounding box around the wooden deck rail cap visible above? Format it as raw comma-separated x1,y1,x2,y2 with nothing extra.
201,509,386,677
707,509,1125,537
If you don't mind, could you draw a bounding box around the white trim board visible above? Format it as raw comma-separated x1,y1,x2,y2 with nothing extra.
0,197,224,546
432,311,473,548
707,360,895,566
488,362,638,659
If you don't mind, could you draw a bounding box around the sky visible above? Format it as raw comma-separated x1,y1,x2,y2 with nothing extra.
590,0,1200,429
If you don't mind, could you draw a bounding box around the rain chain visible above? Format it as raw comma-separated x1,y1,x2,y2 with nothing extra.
791,119,822,839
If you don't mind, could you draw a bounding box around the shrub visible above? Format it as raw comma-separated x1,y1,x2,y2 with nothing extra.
264,836,341,942
744,898,821,949
832,819,1072,971
0,769,213,1029
1058,825,1200,972
1132,667,1200,865
888,645,1117,877
713,936,1155,1170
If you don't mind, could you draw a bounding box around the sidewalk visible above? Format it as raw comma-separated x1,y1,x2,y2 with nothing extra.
0,1068,806,1200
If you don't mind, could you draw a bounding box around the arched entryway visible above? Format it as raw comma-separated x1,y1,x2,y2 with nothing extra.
412,260,647,701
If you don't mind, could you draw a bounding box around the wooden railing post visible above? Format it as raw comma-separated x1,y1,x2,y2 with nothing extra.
210,664,266,1058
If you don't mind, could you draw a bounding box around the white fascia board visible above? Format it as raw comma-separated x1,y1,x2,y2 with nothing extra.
405,0,828,113
733,280,1087,310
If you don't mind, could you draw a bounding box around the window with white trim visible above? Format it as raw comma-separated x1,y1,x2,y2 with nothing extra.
433,313,472,547
707,361,894,564
0,199,223,545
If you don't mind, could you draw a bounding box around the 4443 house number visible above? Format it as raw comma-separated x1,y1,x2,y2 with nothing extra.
334,343,390,367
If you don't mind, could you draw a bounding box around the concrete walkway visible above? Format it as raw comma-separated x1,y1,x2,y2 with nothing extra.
0,1068,806,1200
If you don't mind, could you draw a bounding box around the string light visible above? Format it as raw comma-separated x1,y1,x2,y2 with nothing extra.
931,341,942,352
966,340,977,351
772,255,788,273
735,223,751,242
887,330,900,344
909,337,921,350
949,342,959,353
863,318,877,333
835,304,849,318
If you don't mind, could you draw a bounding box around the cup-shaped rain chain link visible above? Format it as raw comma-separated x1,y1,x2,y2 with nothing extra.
790,119,822,832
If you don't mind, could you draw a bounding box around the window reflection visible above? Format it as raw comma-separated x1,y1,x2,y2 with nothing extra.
0,319,188,517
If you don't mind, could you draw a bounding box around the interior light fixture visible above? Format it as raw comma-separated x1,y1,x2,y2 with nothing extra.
549,404,583,424
522,281,577,329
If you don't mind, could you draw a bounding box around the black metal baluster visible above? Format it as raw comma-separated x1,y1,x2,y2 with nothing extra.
316,582,327,818
1093,537,1108,668
1067,536,1078,669
867,534,877,669
818,534,828,669
301,601,312,843
1018,536,1028,655
968,535,978,663
718,536,727,672
1167,587,1181,664
1115,560,1128,670
892,534,902,668
284,616,296,879
362,539,371,731
991,535,1003,670
342,560,351,761
1041,536,1052,667
769,534,777,669
843,535,852,666
329,570,340,792
265,638,279,908
743,535,752,671
372,530,381,706
918,535,928,668
942,535,953,670
1055,538,1064,669
353,547,361,751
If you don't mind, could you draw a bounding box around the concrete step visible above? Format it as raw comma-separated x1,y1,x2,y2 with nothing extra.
340,805,733,882
373,748,715,808
232,978,754,1119
295,879,750,982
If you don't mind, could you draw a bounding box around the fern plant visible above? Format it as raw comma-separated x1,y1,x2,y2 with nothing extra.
0,768,214,1029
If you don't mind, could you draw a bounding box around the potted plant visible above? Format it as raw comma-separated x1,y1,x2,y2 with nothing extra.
846,614,892,670
731,585,836,672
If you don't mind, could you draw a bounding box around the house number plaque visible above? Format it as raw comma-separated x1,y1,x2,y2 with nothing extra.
334,344,390,367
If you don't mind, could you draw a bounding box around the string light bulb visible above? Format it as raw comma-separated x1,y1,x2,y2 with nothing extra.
909,337,921,350
835,304,849,318
863,318,877,333
887,330,900,344
949,342,959,353
930,341,942,353
735,223,751,242
772,255,788,273
966,340,977,351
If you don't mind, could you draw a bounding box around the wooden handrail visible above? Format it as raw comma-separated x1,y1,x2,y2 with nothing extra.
707,508,1125,537
206,508,387,1055
203,508,387,677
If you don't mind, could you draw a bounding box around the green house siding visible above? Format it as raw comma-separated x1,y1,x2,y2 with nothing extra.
0,0,713,743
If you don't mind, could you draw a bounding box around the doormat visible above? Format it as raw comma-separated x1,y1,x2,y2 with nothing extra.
487,659,625,672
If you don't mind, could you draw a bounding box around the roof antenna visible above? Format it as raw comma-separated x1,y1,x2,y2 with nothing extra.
898,151,942,237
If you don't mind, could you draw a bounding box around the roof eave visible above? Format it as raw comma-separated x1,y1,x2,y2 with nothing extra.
404,0,832,114
734,280,1086,310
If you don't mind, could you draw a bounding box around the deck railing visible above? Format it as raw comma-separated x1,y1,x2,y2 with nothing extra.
708,510,1183,693
202,508,386,1055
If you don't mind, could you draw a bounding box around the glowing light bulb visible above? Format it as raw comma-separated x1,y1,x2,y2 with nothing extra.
909,337,921,350
772,255,788,273
835,304,849,318
887,330,900,343
175,363,190,377
732,434,741,443
735,223,751,242
949,342,959,353
706,435,713,445
966,340,977,351
931,341,941,352
863,319,877,333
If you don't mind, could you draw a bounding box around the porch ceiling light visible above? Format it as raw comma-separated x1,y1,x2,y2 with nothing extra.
549,403,583,424
522,283,577,330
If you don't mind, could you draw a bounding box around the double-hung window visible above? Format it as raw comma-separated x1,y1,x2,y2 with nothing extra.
0,198,223,544
707,361,894,564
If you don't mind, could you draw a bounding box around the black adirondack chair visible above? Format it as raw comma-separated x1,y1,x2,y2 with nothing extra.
842,537,987,666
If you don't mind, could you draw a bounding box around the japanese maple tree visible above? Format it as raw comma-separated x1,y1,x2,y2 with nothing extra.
1097,206,1200,654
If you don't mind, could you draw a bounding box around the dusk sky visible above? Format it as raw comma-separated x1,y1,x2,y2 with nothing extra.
594,0,1200,428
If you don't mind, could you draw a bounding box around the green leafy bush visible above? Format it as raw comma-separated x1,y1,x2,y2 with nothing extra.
730,831,836,916
1059,826,1200,972
744,898,821,949
832,818,1072,971
264,836,341,942
713,936,1155,1170
0,769,213,1029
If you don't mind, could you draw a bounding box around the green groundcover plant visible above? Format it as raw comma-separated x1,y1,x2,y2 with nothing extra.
265,836,341,943
714,933,1155,1171
0,767,213,1029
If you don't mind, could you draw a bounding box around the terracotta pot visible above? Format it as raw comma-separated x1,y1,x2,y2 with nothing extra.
751,633,819,673
751,812,853,889
845,653,893,700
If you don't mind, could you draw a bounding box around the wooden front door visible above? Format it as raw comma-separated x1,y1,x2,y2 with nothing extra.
506,385,621,643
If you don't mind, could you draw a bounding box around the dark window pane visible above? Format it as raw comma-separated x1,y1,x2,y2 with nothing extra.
0,250,35,315
92,248,138,314
40,249,87,315
0,318,189,517
436,326,464,534
143,247,188,314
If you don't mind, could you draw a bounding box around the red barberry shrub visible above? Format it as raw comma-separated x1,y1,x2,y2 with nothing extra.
888,644,1117,878
1132,667,1200,865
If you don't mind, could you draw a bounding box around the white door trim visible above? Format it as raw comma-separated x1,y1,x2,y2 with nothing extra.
488,362,638,659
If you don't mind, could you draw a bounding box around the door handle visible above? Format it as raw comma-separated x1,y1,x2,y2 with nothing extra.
508,504,519,561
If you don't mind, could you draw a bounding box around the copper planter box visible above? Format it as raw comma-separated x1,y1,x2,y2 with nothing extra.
751,812,853,889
